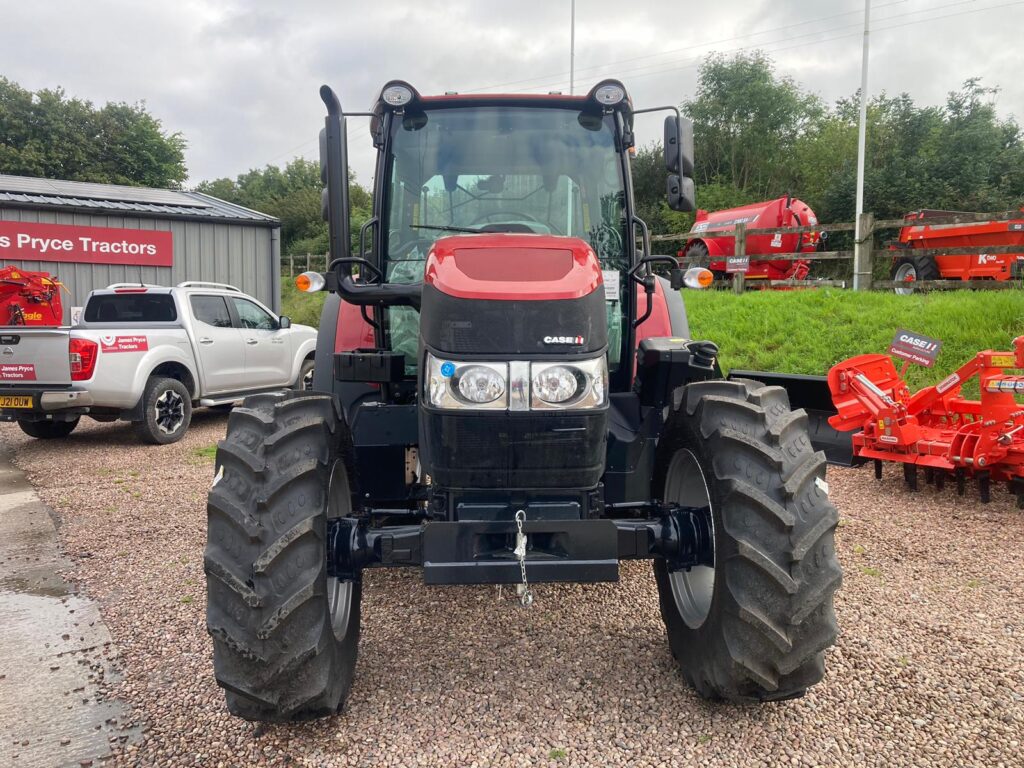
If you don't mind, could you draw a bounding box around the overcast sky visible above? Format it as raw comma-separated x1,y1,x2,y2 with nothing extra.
3,0,1022,188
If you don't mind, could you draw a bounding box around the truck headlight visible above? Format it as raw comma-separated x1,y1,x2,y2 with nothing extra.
426,355,507,410
531,358,607,410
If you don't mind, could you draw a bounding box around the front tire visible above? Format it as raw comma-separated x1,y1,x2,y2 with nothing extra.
293,359,315,391
134,377,192,444
653,379,841,701
18,417,79,439
205,391,361,722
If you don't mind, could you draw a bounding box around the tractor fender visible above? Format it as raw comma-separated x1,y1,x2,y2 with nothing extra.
657,276,691,337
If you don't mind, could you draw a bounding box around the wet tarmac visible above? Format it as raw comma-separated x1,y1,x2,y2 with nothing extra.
0,446,139,767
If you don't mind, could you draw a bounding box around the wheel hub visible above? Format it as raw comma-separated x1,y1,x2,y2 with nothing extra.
664,449,717,629
154,390,185,434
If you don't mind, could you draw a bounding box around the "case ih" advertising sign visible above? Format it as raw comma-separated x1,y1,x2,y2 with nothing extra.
0,221,173,267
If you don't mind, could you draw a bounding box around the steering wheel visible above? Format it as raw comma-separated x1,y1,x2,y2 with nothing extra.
392,237,437,260
469,211,544,227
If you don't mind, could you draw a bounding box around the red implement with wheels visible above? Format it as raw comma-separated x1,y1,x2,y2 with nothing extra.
889,207,1024,293
827,337,1024,506
0,266,64,326
681,195,823,282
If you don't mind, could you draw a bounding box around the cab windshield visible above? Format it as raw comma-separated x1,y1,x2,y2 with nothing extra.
382,105,629,371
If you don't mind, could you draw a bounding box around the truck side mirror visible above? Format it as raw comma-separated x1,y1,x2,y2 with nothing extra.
667,175,695,212
664,115,694,177
278,315,292,329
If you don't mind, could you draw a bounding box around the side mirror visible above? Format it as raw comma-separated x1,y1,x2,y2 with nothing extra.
278,315,292,329
663,116,694,177
669,268,685,291
667,175,696,212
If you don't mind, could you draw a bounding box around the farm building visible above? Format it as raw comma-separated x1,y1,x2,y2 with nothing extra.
0,174,280,324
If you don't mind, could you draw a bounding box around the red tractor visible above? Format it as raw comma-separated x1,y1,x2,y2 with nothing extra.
682,196,823,282
0,266,64,326
203,80,841,722
890,207,1024,293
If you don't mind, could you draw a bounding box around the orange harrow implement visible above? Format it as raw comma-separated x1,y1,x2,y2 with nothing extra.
827,337,1024,506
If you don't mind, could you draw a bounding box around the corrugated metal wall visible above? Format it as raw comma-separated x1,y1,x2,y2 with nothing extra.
0,207,281,323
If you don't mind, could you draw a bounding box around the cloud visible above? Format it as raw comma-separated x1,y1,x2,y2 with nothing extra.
2,0,1021,187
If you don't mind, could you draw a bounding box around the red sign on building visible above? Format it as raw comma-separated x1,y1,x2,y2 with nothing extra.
0,221,173,267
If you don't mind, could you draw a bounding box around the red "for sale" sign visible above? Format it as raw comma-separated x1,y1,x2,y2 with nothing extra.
0,363,36,381
99,335,149,353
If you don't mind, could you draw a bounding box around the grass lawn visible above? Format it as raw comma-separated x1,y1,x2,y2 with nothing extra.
685,288,1023,389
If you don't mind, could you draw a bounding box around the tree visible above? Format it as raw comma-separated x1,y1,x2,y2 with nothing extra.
682,52,823,199
0,77,187,187
196,160,372,255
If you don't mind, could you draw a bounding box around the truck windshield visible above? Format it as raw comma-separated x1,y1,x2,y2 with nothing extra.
382,105,629,371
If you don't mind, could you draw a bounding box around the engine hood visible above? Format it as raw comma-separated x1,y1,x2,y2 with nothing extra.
424,233,602,301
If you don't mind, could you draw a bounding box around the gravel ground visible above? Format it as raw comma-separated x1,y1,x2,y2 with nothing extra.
2,412,1023,768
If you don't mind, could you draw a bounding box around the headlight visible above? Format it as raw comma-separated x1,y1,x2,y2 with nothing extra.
532,366,579,404
531,357,607,410
426,355,507,410
455,365,505,404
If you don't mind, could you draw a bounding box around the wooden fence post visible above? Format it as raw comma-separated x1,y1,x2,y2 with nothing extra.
853,212,874,291
733,223,747,295
288,254,294,278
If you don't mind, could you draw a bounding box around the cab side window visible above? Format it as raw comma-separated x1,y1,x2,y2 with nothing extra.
231,298,277,331
190,295,233,328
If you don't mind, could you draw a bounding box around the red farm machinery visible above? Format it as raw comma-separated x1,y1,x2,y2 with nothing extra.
201,79,843,722
681,195,824,282
0,266,64,326
889,207,1024,293
827,337,1024,506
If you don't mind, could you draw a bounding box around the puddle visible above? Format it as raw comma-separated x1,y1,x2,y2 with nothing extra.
0,575,69,598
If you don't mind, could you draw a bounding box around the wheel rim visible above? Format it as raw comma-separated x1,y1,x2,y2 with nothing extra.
302,365,315,390
326,459,354,640
664,449,716,629
894,262,917,295
154,389,185,434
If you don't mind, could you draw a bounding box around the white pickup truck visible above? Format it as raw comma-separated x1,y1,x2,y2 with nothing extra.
0,282,317,444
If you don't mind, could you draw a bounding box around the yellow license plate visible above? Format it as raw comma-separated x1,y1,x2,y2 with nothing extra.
0,396,33,409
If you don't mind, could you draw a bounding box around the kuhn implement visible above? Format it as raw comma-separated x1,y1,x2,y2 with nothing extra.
0,266,63,326
889,207,1024,294
828,337,1024,506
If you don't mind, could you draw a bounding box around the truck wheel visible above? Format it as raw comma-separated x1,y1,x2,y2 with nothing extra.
134,377,192,444
891,253,938,295
18,418,79,439
205,391,361,722
652,379,841,702
293,359,315,391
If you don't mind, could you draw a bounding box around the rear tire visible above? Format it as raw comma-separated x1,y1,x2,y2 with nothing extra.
653,379,841,701
134,377,192,444
891,253,939,295
18,418,79,439
205,391,361,722
293,359,315,391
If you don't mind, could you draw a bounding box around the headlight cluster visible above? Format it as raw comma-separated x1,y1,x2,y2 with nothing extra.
426,354,606,411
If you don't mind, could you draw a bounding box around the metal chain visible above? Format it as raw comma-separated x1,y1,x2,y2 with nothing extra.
513,510,533,607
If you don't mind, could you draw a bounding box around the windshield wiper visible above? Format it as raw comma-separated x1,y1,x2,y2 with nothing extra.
409,224,483,234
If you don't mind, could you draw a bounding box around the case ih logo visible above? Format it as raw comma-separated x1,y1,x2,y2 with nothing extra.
100,335,149,353
0,363,35,381
889,328,942,368
543,335,584,345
